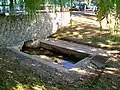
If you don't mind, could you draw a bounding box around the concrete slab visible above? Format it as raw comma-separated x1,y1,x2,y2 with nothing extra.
72,57,97,72
90,55,109,68
39,39,108,56
72,55,109,71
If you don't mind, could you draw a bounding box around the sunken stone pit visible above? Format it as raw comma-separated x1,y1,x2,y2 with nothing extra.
0,39,110,85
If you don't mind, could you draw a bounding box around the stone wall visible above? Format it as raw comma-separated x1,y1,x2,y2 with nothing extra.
0,12,70,47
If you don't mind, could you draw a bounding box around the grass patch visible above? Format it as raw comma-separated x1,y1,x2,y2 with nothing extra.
77,74,120,90
0,56,66,90
0,54,120,90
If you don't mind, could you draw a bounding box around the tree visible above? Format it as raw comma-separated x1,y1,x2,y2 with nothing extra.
9,0,14,12
96,0,120,32
6,0,120,32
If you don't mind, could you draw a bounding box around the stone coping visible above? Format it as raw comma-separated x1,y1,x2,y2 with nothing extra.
0,48,93,85
40,39,108,56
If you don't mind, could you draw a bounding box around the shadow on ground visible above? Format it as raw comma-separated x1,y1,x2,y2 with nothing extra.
0,54,119,90
50,15,120,50
0,56,66,90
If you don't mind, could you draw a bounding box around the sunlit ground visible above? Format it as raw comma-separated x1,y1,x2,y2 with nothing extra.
51,14,120,50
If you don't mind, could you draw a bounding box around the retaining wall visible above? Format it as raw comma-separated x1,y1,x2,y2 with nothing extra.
0,12,70,47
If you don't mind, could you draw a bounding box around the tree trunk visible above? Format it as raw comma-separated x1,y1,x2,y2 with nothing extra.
10,0,14,13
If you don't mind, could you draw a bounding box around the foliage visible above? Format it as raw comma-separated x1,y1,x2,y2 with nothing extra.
96,0,114,21
8,0,120,31
96,0,120,31
8,0,72,12
24,0,45,11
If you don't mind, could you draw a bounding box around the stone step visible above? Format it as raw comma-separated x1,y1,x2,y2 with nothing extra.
72,55,109,71
90,55,109,68
72,57,98,72
39,39,108,57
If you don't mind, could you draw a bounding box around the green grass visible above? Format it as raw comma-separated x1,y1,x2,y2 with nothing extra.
0,55,120,90
77,74,120,90
0,56,66,90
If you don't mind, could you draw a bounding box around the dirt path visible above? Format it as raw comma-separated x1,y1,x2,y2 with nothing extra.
51,14,120,50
